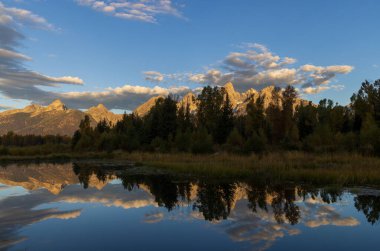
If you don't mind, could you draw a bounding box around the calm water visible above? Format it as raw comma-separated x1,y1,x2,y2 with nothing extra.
1,162,380,251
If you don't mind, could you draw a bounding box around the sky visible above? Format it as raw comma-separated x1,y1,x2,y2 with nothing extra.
0,0,379,113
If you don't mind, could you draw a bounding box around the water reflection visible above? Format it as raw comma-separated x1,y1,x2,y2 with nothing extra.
0,162,380,250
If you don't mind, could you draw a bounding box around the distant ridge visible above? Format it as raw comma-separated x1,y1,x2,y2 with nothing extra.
134,96,164,117
0,83,310,136
0,100,122,136
134,82,310,117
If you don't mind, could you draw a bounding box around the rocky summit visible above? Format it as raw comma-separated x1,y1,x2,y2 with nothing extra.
0,83,309,136
0,100,122,136
134,82,310,117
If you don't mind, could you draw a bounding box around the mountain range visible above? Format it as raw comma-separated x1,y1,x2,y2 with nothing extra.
134,82,310,117
0,83,309,136
0,100,122,136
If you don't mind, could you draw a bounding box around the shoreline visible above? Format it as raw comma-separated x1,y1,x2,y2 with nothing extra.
1,151,380,186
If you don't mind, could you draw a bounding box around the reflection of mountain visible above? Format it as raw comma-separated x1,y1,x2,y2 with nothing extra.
0,163,117,195
1,162,379,250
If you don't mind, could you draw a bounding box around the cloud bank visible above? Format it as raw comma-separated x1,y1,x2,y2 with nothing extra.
75,0,184,23
145,43,354,94
59,84,190,109
0,2,83,104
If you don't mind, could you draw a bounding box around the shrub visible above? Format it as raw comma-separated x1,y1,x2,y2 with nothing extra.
191,129,214,154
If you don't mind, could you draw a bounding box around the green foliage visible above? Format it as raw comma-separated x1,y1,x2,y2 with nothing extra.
197,86,224,134
296,102,318,139
0,146,9,156
351,80,380,130
151,135,173,153
303,124,336,152
144,96,177,142
191,128,214,154
244,130,267,154
245,95,266,137
175,130,192,152
197,86,234,144
225,128,244,153
215,93,234,144
335,132,357,152
360,115,380,155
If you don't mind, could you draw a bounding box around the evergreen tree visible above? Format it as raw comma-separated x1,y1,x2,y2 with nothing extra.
215,93,234,144
197,86,224,135
245,95,266,137
296,102,318,139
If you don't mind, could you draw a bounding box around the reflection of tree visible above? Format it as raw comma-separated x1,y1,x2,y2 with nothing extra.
73,163,112,189
71,163,380,225
73,163,91,189
72,163,193,211
271,187,300,225
193,182,237,221
319,188,342,204
246,184,300,225
247,185,268,213
143,176,179,211
355,195,380,225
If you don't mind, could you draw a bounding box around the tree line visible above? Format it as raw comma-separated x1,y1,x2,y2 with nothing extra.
0,132,70,147
70,79,380,156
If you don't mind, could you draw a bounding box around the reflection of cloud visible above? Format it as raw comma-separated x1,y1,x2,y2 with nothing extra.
0,163,363,251
63,196,157,209
304,205,359,228
144,211,164,224
221,201,300,251
0,189,82,250
216,191,360,251
0,184,9,191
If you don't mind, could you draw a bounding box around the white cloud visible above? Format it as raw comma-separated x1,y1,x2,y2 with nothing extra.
147,43,354,94
75,0,184,23
0,2,84,106
0,48,31,61
0,2,55,30
144,71,164,82
57,84,190,109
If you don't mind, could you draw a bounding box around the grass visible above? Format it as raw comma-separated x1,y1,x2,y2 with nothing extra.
114,151,380,186
2,149,380,186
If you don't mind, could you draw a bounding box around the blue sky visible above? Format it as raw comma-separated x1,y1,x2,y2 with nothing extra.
0,0,379,112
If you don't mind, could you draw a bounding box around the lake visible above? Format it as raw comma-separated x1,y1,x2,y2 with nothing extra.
0,161,380,251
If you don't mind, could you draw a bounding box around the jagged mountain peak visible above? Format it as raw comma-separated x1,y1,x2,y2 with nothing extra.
260,85,277,95
96,103,107,110
177,92,197,112
222,82,242,106
134,96,164,117
85,104,122,125
23,103,42,113
0,101,122,136
223,82,235,91
47,99,67,111
88,103,108,112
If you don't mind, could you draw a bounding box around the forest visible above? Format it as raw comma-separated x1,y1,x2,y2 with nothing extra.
1,79,380,157
67,79,380,156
